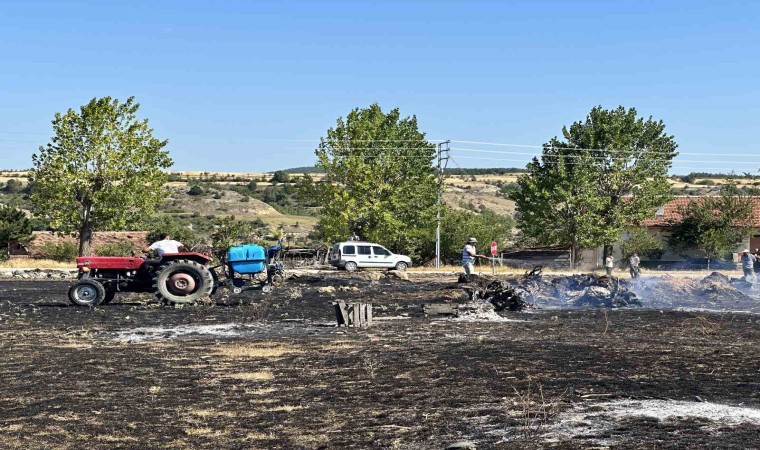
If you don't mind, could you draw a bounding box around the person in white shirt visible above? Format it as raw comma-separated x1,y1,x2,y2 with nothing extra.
143,234,185,257
604,254,614,276
461,237,487,278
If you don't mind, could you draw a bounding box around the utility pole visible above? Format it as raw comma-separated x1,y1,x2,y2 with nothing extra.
435,140,450,268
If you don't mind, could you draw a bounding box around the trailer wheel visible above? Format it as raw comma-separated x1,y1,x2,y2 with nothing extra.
68,280,106,307
153,259,214,304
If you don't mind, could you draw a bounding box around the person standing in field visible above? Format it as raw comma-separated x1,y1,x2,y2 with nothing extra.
629,252,640,279
462,237,487,278
741,249,756,283
605,254,614,277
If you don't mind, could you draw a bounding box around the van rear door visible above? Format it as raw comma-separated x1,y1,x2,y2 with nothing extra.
330,243,341,264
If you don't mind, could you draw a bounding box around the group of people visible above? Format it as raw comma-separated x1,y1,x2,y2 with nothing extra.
604,253,640,279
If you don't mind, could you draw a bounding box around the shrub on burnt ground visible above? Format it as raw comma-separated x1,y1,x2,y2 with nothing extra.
37,242,78,261
95,241,138,257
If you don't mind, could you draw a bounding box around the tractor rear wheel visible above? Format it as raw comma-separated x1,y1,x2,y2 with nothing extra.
68,280,106,307
153,259,214,304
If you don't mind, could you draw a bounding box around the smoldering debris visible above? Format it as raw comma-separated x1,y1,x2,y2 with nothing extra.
460,273,640,311
458,270,760,313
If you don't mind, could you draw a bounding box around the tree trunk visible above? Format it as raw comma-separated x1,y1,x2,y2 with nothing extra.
603,244,614,260
78,225,93,256
571,235,579,269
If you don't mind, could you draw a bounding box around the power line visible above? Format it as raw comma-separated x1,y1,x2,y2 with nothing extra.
450,145,760,158
452,155,760,171
451,148,760,164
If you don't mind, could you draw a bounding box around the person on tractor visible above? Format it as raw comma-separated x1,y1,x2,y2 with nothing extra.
143,234,185,257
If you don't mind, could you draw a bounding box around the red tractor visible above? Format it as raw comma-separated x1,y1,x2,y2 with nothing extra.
68,252,217,306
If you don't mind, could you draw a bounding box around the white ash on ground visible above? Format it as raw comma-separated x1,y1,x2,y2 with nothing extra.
543,399,760,445
451,300,514,322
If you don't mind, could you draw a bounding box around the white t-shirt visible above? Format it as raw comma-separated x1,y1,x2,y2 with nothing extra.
462,244,476,265
605,256,614,268
149,239,182,256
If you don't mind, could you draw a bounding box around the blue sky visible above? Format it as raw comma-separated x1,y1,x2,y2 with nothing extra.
1,0,759,173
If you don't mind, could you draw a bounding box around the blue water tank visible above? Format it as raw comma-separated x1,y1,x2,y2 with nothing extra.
227,244,266,275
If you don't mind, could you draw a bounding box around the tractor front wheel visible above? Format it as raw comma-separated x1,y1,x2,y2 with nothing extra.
68,280,106,307
153,259,214,304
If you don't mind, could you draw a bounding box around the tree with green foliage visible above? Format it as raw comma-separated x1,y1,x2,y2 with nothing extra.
31,96,171,256
145,215,200,249
313,103,437,261
439,208,514,262
668,184,754,263
0,204,32,258
621,227,663,262
210,216,259,259
510,106,678,265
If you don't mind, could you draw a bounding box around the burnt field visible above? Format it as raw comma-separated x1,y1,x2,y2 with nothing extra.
0,274,758,449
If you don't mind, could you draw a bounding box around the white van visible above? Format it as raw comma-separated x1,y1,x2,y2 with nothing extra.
330,241,412,272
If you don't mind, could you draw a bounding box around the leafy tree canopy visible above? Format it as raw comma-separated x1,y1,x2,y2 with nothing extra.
0,203,32,257
621,227,663,261
312,103,437,261
31,97,171,256
510,106,678,264
668,184,754,260
438,208,514,263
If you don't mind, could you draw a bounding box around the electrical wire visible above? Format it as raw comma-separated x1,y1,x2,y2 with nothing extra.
450,148,760,165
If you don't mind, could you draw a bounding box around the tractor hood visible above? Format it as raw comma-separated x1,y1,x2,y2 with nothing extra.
76,256,145,270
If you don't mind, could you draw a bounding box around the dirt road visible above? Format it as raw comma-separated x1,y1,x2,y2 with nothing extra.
0,277,758,449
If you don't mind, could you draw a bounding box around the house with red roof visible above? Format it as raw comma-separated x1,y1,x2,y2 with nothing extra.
579,196,760,268
604,196,760,267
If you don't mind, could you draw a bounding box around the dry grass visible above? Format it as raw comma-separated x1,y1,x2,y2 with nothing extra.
227,370,274,381
188,408,237,418
184,427,225,437
511,381,566,440
212,343,302,359
246,387,277,395
266,405,304,412
246,432,276,440
320,341,358,351
0,259,75,269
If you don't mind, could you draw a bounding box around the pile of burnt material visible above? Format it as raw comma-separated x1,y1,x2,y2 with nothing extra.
635,271,758,310
459,270,641,311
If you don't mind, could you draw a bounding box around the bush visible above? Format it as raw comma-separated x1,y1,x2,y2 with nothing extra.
270,171,290,184
3,179,24,193
95,241,137,256
187,184,204,196
696,179,716,186
37,242,78,261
